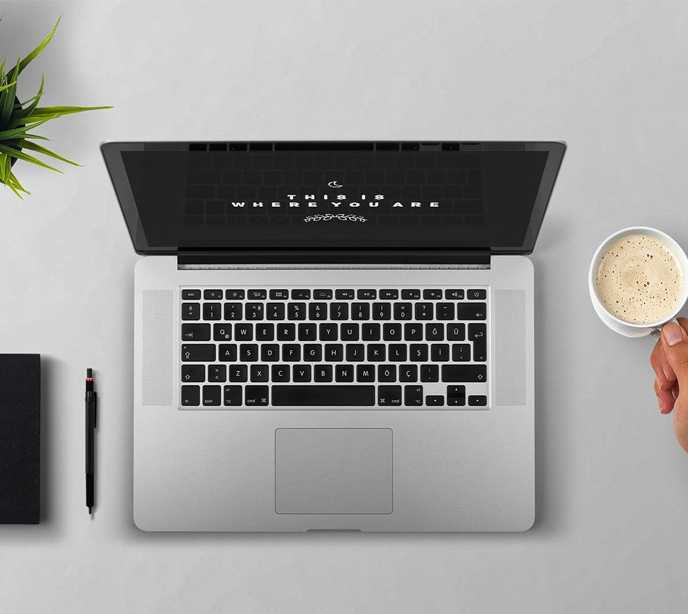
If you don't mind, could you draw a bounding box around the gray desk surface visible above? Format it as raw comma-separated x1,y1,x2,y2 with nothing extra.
1,1,687,612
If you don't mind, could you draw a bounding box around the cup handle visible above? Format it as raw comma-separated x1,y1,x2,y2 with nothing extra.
651,318,680,341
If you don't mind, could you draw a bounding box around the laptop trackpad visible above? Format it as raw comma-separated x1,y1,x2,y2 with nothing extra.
275,428,393,514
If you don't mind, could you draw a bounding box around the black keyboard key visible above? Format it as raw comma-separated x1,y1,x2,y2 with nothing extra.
204,289,223,300
447,323,466,341
425,395,444,407
277,323,296,341
298,323,317,341
256,323,274,341
182,289,201,300
282,344,301,361
372,302,392,320
223,386,242,406
202,302,222,321
245,385,269,406
346,344,365,362
357,289,376,300
469,324,487,362
288,302,307,320
239,344,258,362
309,302,328,320
314,365,333,382
271,365,290,382
293,365,311,382
218,344,237,362
367,344,386,362
404,385,423,406
225,289,245,300
291,289,311,300
261,344,280,361
182,344,215,362
410,344,428,362
352,303,370,320
378,385,402,406
393,303,413,320
314,289,333,300
248,289,267,300
330,303,349,321
467,289,486,300
182,303,201,321
415,303,433,320
388,344,407,361
423,289,443,300
267,302,285,320
202,385,222,406
224,302,243,320
468,395,488,407
451,344,471,362
304,344,322,362
246,303,264,320
208,364,226,382
431,344,450,362
380,289,399,300
335,365,355,382
325,344,344,362
447,396,466,407
426,323,444,341
420,364,440,382
400,365,418,382
436,303,455,320
319,323,338,341
335,289,355,299
269,289,289,299
383,323,402,340
442,365,487,382
229,365,248,382
181,385,200,406
401,289,421,300
356,364,376,382
182,364,204,383
272,385,375,406
445,289,464,300
183,323,211,341
447,385,466,398
456,303,487,320
404,323,423,340
341,323,359,341
378,365,396,382
234,323,253,341
362,323,381,340
211,324,231,341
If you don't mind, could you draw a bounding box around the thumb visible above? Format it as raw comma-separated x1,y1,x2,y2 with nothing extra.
661,321,688,382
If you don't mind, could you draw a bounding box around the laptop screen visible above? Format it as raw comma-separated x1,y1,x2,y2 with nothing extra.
102,142,565,256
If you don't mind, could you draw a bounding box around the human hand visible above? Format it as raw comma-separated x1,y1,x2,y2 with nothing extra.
651,318,688,454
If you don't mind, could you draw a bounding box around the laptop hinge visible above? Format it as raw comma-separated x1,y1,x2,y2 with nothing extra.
176,250,491,270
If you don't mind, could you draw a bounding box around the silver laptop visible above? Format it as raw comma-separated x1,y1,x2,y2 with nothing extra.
101,140,565,532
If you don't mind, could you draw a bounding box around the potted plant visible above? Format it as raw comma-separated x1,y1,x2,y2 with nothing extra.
0,17,111,198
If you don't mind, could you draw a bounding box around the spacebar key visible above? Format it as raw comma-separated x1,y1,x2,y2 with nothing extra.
442,365,487,382
272,386,375,406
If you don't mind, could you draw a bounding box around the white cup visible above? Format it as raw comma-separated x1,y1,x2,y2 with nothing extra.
589,226,688,337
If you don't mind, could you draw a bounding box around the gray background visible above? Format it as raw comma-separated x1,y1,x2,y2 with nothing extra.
1,0,687,612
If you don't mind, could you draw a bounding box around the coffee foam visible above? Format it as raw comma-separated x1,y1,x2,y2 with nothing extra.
595,233,683,324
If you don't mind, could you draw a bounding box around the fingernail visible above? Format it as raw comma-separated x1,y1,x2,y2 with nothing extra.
663,322,683,346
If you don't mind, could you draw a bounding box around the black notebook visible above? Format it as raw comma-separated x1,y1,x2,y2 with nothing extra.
0,354,40,524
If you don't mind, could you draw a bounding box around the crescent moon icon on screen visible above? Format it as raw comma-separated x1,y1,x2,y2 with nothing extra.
328,180,343,188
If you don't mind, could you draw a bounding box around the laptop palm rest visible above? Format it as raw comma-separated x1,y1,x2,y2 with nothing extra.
275,428,393,514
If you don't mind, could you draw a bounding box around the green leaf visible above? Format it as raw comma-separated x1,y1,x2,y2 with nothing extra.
23,105,113,119
8,170,29,194
13,74,44,119
0,115,56,140
0,152,9,182
11,16,61,76
3,172,25,199
0,143,62,172
0,80,16,93
0,60,19,129
17,138,80,166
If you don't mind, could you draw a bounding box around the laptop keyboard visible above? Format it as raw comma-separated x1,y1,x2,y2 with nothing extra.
180,287,489,409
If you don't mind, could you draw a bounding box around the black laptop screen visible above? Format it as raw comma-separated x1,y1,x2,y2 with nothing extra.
102,142,565,255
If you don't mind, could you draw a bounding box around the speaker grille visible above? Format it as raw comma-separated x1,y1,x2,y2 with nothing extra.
142,290,173,406
494,289,527,406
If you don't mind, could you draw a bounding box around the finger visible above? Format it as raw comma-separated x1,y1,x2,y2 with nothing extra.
655,378,676,414
658,343,677,383
651,343,674,389
661,322,688,382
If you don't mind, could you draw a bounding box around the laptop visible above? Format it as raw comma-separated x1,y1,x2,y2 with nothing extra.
101,140,566,532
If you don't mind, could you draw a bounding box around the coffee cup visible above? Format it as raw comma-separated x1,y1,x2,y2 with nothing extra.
589,226,688,337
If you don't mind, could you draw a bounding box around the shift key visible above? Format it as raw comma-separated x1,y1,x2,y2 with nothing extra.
441,364,487,382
